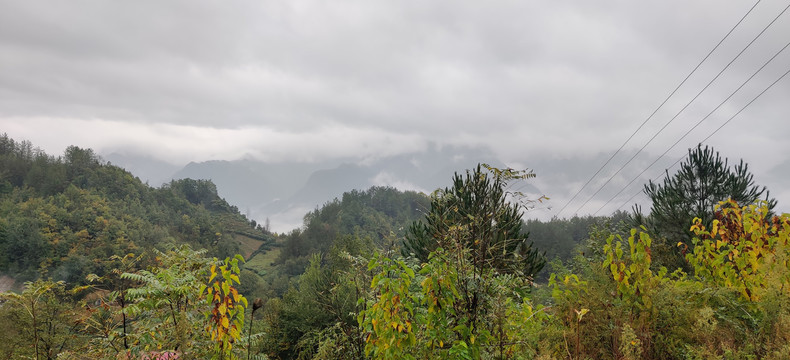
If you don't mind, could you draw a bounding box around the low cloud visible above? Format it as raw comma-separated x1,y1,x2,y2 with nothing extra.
2,117,427,164
370,171,429,194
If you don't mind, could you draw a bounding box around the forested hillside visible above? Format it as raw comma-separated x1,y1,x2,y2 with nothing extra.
243,186,430,302
523,212,630,281
0,134,272,285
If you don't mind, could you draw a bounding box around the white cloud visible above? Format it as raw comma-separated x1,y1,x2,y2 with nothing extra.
1,117,427,164
370,171,428,194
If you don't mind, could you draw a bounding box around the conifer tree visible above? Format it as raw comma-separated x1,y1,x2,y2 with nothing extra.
402,164,545,278
639,144,775,267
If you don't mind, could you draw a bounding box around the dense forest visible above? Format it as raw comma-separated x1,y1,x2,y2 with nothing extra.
0,134,273,283
1,135,789,360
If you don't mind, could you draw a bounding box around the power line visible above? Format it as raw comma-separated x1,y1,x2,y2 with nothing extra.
569,2,790,216
591,39,790,215
554,0,763,218
615,159,679,213
611,65,790,214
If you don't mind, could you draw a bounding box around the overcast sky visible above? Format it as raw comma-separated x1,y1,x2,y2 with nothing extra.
2,0,789,216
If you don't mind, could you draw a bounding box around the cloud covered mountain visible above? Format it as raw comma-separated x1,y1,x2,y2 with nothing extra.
104,141,783,234
165,144,514,232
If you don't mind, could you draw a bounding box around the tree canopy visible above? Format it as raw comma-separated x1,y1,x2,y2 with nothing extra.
0,133,271,282
636,144,775,269
402,164,545,278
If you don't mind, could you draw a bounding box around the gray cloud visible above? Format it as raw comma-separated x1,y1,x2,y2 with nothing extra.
1,0,788,213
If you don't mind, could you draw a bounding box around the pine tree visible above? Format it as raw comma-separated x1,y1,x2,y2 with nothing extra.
639,144,775,268
402,164,545,278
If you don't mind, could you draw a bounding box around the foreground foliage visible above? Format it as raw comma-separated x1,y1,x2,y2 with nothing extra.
1,245,259,359
545,201,790,359
3,199,789,359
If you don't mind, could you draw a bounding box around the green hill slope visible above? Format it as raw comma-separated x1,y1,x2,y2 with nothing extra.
0,134,273,284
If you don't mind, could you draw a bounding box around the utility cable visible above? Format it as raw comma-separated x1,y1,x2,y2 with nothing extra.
592,39,790,215
611,65,790,214
570,2,790,216
615,159,679,213
554,0,763,218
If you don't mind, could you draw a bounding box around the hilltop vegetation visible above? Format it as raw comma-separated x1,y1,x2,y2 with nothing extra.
0,134,272,284
241,186,430,305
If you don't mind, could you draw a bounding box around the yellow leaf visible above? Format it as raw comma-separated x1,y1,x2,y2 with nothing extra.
219,302,227,315
221,316,229,329
209,265,217,283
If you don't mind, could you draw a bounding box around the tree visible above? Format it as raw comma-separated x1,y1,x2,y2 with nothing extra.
83,253,144,355
686,199,790,301
202,254,249,360
402,164,545,278
0,280,84,360
64,145,100,188
638,145,775,268
361,243,549,359
260,235,373,360
360,165,549,358
122,245,214,356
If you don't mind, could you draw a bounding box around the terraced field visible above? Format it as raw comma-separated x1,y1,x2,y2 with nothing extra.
244,247,281,276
